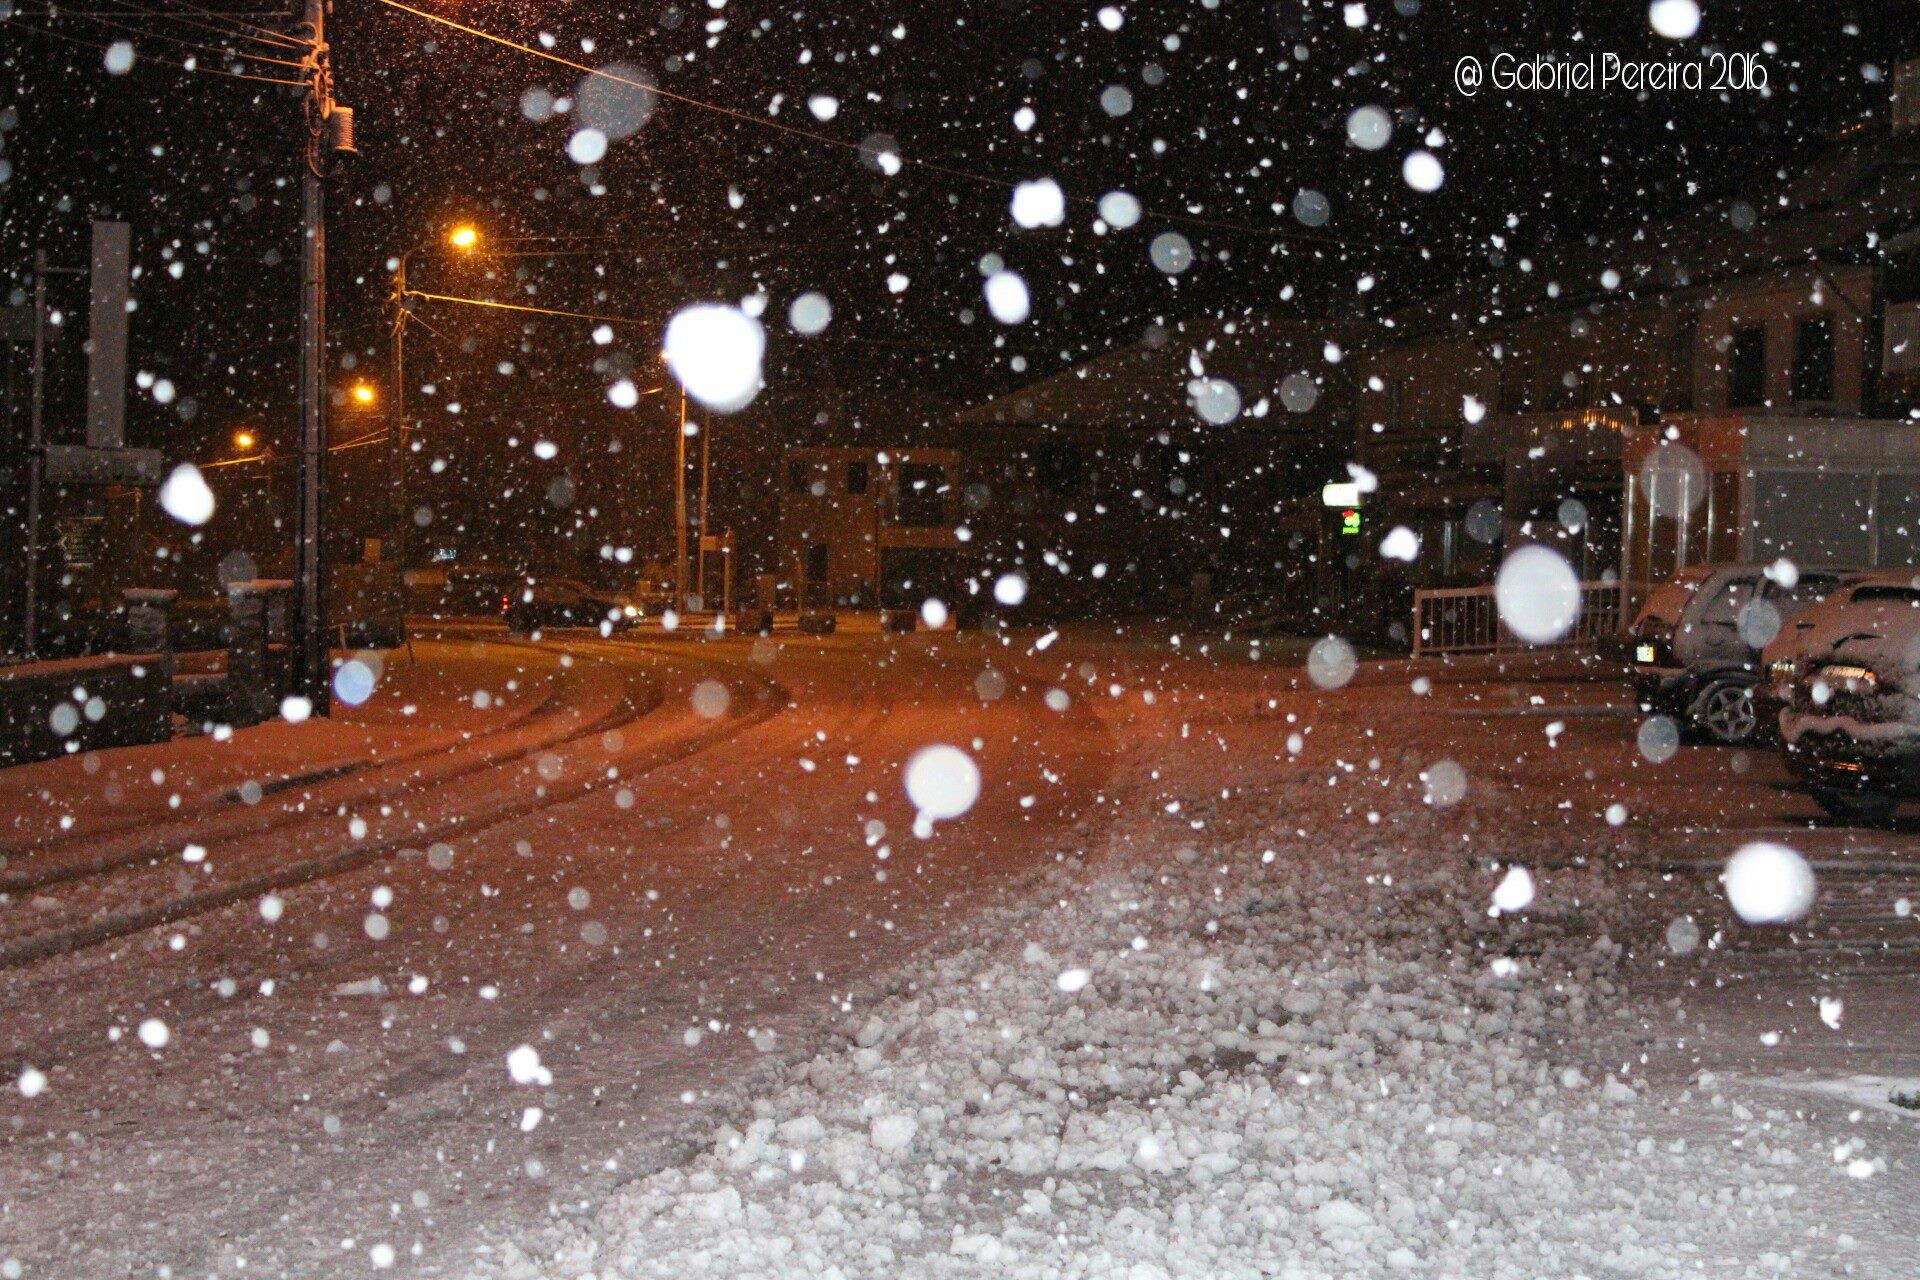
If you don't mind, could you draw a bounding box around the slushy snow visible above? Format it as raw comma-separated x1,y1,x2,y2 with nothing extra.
508,783,1841,1279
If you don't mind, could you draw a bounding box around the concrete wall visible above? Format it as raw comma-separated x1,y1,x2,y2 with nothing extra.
0,654,173,767
1692,265,1873,413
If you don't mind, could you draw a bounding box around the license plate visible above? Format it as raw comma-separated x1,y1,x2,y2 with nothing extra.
1635,644,1656,664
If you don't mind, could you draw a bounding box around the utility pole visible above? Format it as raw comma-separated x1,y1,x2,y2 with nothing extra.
696,410,711,607
675,384,688,614
387,256,408,585
22,252,47,658
385,226,475,610
293,0,352,710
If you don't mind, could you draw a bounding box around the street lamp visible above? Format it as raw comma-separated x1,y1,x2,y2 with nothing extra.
233,429,257,452
660,350,691,614
388,223,480,579
350,381,377,408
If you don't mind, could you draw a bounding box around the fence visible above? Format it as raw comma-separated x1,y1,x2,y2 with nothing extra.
1411,580,1626,656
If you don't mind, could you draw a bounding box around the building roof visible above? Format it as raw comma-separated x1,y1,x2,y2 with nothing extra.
949,311,1350,435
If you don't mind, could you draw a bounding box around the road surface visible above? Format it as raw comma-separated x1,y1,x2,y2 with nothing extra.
1,629,1915,1276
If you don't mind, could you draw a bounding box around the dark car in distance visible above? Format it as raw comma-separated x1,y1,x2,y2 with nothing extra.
502,578,639,635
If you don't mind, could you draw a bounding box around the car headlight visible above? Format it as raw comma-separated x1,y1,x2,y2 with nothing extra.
623,605,638,617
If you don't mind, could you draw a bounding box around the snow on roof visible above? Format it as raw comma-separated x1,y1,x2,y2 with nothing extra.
951,311,1349,434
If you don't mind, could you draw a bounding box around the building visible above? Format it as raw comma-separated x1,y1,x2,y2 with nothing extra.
934,312,1354,619
1346,64,1920,630
774,446,963,616
871,64,1920,638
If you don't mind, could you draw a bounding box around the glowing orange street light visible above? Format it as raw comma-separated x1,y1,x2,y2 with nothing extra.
448,224,479,251
233,429,256,451
351,381,378,407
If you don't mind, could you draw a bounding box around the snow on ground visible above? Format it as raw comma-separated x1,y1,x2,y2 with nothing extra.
5,635,1913,1277
493,656,1908,1279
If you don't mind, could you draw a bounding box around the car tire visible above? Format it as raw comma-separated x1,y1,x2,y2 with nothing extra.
1691,679,1757,745
1810,787,1899,825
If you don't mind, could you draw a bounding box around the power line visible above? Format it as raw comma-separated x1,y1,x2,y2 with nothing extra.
88,0,314,50
405,289,650,327
367,0,1459,260
46,9,312,69
2,18,309,86
9,0,312,61
405,289,959,351
201,425,389,467
123,0,312,50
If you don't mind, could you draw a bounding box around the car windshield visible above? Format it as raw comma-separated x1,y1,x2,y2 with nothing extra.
1847,585,1920,605
1636,579,1697,629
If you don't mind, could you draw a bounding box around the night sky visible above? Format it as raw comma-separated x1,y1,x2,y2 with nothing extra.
2,0,1912,569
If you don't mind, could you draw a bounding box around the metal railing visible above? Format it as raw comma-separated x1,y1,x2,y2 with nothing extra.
1412,580,1626,656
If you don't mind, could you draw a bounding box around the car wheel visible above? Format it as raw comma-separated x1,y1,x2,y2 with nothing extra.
1810,787,1899,825
1692,680,1756,745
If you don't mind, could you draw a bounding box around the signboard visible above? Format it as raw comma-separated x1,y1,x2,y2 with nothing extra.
85,221,131,449
0,305,34,343
44,444,164,486
1321,481,1362,508
1340,508,1363,536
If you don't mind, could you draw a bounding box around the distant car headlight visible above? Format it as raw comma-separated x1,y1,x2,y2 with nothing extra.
623,604,638,617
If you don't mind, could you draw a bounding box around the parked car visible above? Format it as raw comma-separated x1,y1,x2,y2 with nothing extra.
1777,578,1920,822
631,575,677,613
503,578,639,634
1757,571,1920,734
425,564,525,618
1630,563,1851,744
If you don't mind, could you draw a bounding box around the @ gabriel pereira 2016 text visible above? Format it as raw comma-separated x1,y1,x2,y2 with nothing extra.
1454,51,1768,98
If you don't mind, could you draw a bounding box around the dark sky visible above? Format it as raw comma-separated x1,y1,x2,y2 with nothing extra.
1,0,1912,540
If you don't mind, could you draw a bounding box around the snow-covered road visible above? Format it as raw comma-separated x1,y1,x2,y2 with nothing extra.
3,631,1916,1277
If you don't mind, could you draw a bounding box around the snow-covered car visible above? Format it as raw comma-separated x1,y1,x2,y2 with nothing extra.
1630,563,1850,744
1778,579,1920,822
1756,571,1920,735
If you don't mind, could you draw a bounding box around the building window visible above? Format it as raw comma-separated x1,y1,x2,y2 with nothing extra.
1728,326,1766,407
895,463,946,526
788,460,809,493
1792,315,1834,402
846,460,869,494
1036,441,1084,496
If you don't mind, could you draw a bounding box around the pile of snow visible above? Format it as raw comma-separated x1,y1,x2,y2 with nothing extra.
503,797,1827,1278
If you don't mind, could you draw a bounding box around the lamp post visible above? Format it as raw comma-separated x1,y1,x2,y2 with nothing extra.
675,382,689,614
387,224,478,580
695,409,711,608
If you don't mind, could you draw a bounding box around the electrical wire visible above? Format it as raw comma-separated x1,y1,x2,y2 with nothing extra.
367,0,1459,259
124,0,312,50
99,0,315,51
404,289,650,326
46,8,312,70
2,18,309,86
404,289,956,350
7,0,313,63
